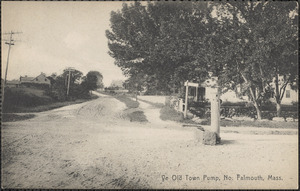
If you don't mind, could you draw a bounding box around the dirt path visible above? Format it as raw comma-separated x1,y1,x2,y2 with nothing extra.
1,94,298,189
132,97,180,128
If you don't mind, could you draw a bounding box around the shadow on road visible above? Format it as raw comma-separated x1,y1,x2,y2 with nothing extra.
218,140,236,145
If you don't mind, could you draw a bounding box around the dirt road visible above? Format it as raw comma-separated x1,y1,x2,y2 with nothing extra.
1,93,298,189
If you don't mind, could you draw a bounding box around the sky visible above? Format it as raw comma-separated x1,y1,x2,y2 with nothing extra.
1,1,129,86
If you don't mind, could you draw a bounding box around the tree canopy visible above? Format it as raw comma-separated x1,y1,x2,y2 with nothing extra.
81,71,104,91
106,1,298,119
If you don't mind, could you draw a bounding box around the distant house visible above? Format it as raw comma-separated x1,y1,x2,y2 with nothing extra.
19,76,35,83
186,77,297,105
6,80,20,88
20,73,51,87
271,84,298,105
110,80,124,89
269,76,298,105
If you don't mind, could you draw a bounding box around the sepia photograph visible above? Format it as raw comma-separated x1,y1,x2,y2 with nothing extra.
1,0,298,189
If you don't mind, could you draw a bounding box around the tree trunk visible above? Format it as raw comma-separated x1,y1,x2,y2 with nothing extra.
276,102,282,117
240,72,262,120
253,100,262,120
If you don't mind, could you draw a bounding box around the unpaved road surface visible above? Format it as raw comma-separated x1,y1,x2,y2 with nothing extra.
1,93,298,189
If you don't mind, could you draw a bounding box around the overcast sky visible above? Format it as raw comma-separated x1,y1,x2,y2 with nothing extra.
1,1,129,86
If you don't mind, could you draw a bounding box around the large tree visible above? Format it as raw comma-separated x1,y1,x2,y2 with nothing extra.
81,71,104,91
107,1,298,119
51,69,84,100
106,1,211,94
261,2,298,117
215,1,298,119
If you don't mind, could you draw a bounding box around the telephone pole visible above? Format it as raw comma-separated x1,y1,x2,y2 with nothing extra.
1,31,22,103
65,67,75,98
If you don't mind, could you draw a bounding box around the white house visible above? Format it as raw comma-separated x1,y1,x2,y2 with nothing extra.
269,76,298,105
20,73,51,87
187,77,297,105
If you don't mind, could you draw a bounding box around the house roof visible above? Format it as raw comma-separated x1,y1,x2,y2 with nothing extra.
20,76,34,82
34,73,47,79
7,80,20,85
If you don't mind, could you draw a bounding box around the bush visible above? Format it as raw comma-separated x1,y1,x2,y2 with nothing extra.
221,101,248,107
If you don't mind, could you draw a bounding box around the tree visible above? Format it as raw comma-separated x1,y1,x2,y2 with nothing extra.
217,1,298,119
62,69,83,85
107,1,298,119
262,3,298,117
81,71,104,92
49,69,86,101
106,1,210,94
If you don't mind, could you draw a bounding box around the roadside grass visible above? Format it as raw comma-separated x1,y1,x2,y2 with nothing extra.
9,87,48,97
138,99,165,108
220,119,298,129
160,106,184,122
113,94,148,122
160,106,298,129
2,114,36,122
182,117,298,129
127,111,148,122
114,94,139,109
4,95,98,113
4,86,98,113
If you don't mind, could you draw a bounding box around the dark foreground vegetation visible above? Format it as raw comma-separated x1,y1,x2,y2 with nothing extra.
2,113,36,122
2,87,98,113
2,69,103,115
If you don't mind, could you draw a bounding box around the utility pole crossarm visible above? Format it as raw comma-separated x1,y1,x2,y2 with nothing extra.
1,31,22,35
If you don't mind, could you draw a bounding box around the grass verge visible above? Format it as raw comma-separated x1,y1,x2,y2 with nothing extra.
127,111,148,122
2,114,36,122
137,99,164,108
181,117,298,129
4,96,98,113
114,94,148,122
220,119,298,129
114,94,139,109
160,106,183,122
160,106,298,129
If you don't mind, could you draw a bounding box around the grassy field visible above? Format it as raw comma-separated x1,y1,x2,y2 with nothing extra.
2,87,99,122
7,98,97,113
9,87,48,97
2,114,36,122
3,87,98,113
